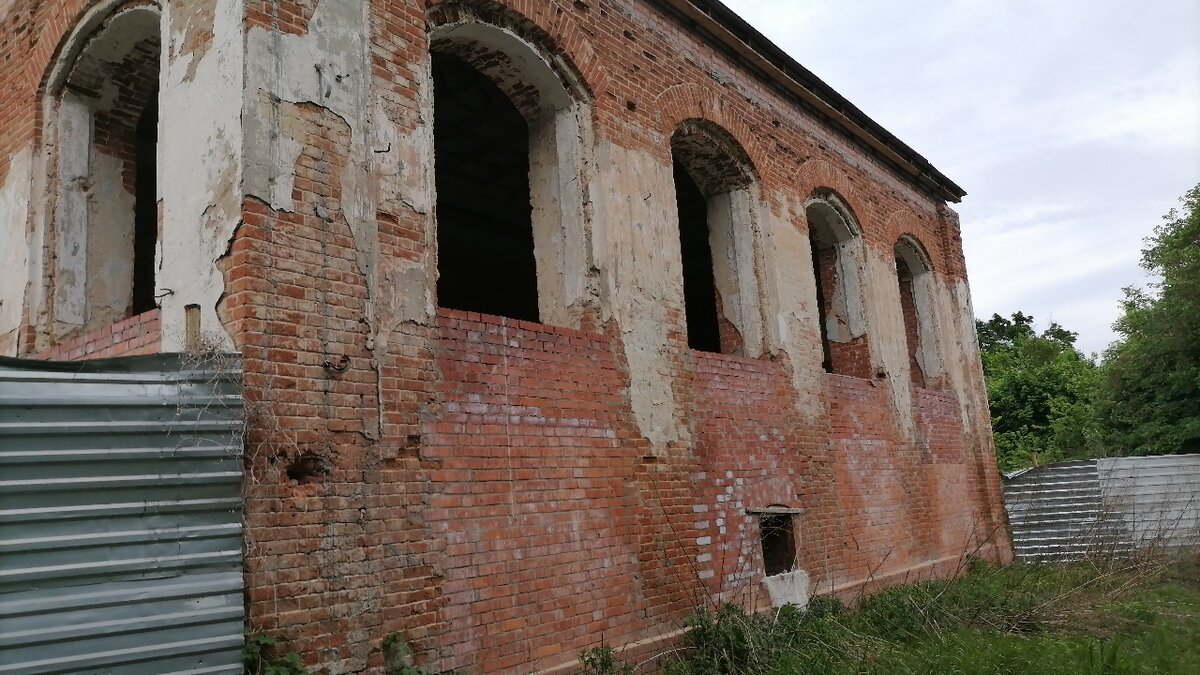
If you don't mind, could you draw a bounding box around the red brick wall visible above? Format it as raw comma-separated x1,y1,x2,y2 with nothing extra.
232,0,1005,670
828,375,931,581
427,310,655,671
685,351,846,597
915,388,978,555
31,309,161,360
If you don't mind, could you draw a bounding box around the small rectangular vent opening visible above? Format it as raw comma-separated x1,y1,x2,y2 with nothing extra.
759,513,797,577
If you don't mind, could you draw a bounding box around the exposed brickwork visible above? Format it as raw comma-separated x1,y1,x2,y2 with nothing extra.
246,0,318,34
827,374,932,580
0,1,1010,673
31,309,161,360
87,35,159,196
220,100,393,670
914,388,978,554
427,310,655,671
685,351,844,594
714,292,745,356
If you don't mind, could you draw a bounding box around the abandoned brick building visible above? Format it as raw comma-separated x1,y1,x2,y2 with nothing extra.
0,0,1010,672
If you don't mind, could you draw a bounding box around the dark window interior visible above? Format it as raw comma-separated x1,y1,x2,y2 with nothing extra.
674,161,721,353
131,93,157,315
433,52,539,322
810,230,833,372
760,513,797,577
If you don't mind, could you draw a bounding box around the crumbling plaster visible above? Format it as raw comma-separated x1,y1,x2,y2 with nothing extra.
895,236,944,385
430,17,600,330
862,244,920,436
0,148,32,355
51,94,94,330
937,277,994,449
244,0,424,371
757,191,828,423
83,151,138,328
156,0,244,351
594,140,690,448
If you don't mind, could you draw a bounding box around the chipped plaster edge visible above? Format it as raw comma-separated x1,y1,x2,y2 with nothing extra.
158,0,244,351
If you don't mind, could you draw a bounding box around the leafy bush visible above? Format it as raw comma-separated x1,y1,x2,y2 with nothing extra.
580,645,634,675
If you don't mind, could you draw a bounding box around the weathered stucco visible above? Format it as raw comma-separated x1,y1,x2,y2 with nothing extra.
431,16,599,331
863,244,918,435
51,94,92,330
0,148,32,355
759,190,826,422
244,0,401,366
3,2,1009,670
157,0,244,351
23,4,161,346
594,140,688,448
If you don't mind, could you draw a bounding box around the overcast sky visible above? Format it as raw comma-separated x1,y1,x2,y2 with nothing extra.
721,0,1200,356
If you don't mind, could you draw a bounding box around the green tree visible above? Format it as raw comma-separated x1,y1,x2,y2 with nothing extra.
1099,183,1200,455
977,313,1102,471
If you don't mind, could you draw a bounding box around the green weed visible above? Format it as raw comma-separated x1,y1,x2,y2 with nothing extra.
662,553,1200,675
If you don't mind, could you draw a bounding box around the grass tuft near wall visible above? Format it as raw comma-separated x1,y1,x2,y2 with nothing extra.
642,553,1200,675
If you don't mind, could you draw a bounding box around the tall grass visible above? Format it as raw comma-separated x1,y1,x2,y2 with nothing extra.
655,553,1200,675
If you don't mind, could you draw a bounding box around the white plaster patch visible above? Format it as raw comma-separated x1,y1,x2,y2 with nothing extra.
864,245,915,436
0,148,33,355
245,0,398,361
158,0,244,351
269,121,304,212
594,141,687,448
758,189,824,422
53,94,92,329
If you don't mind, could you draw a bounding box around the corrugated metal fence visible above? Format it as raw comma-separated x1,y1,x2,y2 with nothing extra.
1004,454,1200,562
0,354,245,674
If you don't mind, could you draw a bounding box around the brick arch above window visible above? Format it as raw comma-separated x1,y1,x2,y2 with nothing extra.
670,117,760,194
653,82,769,173
427,1,601,330
883,209,948,275
791,159,873,232
426,0,604,110
668,117,766,356
804,187,872,377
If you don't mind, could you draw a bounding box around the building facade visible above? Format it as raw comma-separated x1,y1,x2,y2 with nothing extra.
0,0,1009,671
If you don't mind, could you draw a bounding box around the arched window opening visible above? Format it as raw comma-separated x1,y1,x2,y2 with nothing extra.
805,196,870,377
429,15,593,329
432,52,539,322
45,6,160,339
895,237,939,388
670,121,758,355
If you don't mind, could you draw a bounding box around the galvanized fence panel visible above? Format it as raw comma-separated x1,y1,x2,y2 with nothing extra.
1003,460,1127,561
0,354,245,674
1003,454,1200,562
1098,455,1200,551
